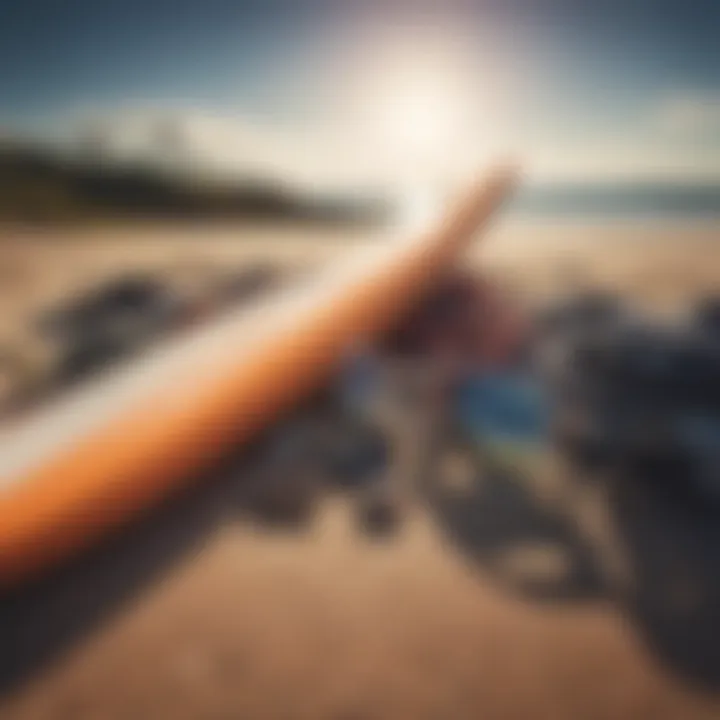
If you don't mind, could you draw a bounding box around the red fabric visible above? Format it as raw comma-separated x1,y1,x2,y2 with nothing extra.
388,272,527,368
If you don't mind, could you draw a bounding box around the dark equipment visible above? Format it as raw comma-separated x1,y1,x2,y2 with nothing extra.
36,275,189,383
541,294,720,492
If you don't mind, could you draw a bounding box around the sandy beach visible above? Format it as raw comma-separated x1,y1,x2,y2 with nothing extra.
1,218,720,719
3,218,719,329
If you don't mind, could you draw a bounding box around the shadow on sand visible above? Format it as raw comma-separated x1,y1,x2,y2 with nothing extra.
0,406,330,697
422,443,720,691
422,456,608,602
3,417,720,696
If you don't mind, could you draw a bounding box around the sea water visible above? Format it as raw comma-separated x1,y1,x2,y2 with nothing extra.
508,182,720,220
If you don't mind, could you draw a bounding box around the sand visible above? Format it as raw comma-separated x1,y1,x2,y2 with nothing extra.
1,218,720,719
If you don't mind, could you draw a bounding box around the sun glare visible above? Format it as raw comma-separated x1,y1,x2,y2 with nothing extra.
342,27,500,194
368,63,472,175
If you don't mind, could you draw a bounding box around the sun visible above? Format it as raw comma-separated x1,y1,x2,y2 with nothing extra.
371,66,468,165
344,31,495,191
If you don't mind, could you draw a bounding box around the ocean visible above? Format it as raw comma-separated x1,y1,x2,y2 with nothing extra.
507,183,720,220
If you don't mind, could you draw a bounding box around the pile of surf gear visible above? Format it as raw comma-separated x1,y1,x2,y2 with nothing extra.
324,347,391,486
1,263,287,405
36,274,189,382
250,278,720,538
386,270,527,367
211,263,282,306
439,287,720,493
536,293,720,490
451,369,549,473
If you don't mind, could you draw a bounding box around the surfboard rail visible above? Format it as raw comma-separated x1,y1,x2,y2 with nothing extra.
0,167,517,587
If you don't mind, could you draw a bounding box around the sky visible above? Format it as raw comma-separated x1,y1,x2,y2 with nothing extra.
1,0,719,186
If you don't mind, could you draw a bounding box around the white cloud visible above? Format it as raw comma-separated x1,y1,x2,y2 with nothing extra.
525,138,720,184
54,98,720,192
521,93,720,184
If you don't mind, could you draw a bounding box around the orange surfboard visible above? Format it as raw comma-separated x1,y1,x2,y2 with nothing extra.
0,168,517,587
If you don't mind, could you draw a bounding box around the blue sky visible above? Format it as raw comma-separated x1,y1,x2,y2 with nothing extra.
1,0,718,182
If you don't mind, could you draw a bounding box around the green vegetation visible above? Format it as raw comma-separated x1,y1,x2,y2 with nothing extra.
0,142,386,225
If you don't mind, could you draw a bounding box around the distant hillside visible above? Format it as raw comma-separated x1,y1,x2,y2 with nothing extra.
0,142,387,225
